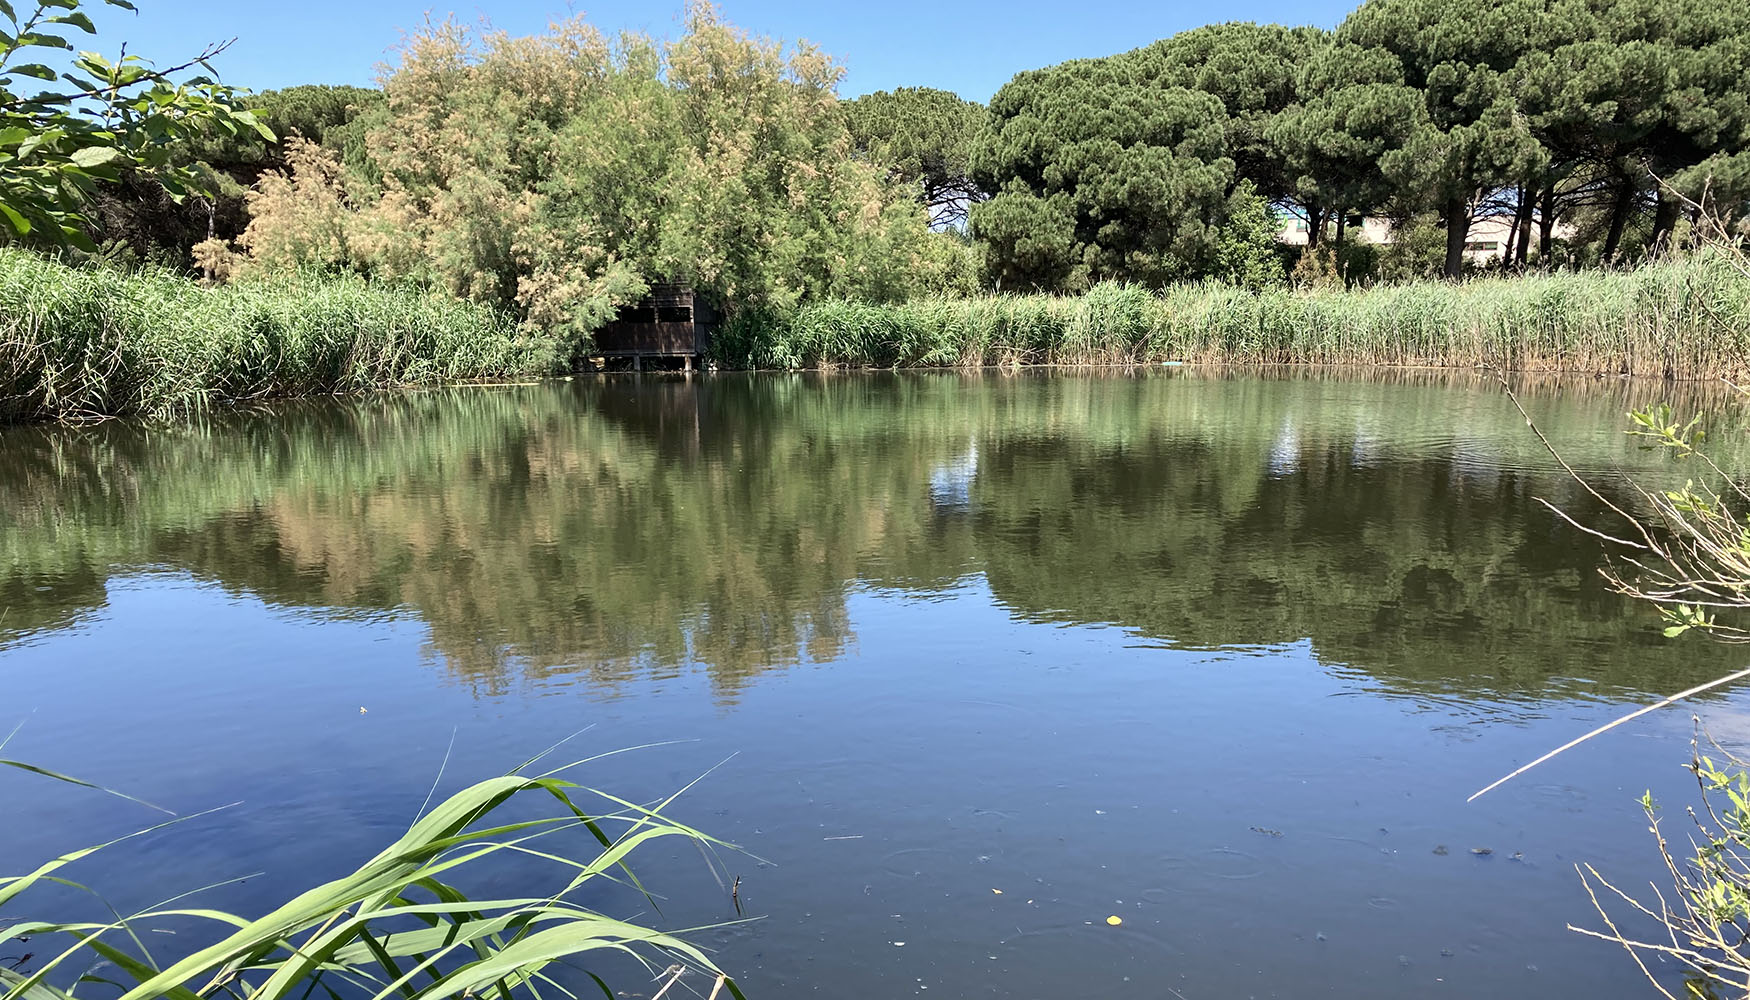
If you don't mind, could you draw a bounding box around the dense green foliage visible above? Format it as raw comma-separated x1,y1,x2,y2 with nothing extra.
90,84,384,266
844,86,986,228
11,0,1750,302
717,251,1750,377
0,247,545,421
968,22,1330,290
217,6,937,359
970,1,1750,286
0,0,272,249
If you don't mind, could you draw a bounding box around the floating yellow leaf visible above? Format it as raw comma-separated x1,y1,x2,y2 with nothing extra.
992,889,1002,895
1106,915,1123,926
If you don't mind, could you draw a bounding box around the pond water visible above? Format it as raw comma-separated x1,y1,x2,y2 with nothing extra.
4,369,1750,999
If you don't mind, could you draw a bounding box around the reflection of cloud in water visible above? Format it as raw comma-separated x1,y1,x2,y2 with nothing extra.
930,437,979,510
1350,419,1381,469
1269,419,1298,477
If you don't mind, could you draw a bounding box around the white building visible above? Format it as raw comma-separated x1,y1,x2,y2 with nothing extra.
1275,214,1576,264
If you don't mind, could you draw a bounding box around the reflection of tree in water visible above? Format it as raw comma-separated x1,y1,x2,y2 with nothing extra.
0,369,1745,702
973,430,1738,699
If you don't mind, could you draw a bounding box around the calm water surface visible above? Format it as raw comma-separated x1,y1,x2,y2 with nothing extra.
5,369,1750,999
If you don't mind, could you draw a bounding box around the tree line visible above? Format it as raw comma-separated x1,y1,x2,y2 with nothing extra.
4,0,1749,337
896,0,1750,285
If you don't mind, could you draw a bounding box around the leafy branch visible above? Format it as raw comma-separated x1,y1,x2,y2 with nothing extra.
0,0,273,248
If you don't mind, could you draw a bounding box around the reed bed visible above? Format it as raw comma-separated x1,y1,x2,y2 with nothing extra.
717,252,1750,380
8,248,1748,425
0,249,550,423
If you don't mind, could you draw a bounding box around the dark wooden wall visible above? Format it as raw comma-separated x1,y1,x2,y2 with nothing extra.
594,284,716,357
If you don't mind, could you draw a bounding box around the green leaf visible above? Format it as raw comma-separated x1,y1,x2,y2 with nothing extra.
0,966,79,1000
15,32,73,50
105,0,139,9
69,144,122,168
0,202,29,235
60,224,96,252
10,62,57,79
235,109,277,142
0,757,171,813
47,11,96,33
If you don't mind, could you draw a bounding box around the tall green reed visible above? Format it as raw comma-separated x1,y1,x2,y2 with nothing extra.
0,250,553,423
0,747,747,1000
717,252,1750,379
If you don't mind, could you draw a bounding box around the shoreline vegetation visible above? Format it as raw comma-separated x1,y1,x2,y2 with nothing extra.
720,250,1750,376
0,248,546,423
5,2,1748,424
6,248,1749,423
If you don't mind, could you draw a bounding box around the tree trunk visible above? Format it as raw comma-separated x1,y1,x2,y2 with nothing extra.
201,197,216,283
1306,203,1323,249
1443,194,1469,280
1335,207,1347,246
1511,187,1533,268
1515,191,1534,266
1648,187,1680,258
1601,173,1637,264
1504,191,1521,263
1538,182,1557,260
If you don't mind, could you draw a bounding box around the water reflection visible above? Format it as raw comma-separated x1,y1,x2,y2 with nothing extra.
2,368,1744,702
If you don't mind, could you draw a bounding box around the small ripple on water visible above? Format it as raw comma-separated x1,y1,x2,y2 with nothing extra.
1201,847,1266,880
880,845,955,879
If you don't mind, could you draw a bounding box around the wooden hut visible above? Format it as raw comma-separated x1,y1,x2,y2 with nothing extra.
592,284,716,370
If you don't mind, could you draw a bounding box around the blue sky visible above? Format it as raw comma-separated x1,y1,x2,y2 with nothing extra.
88,0,1353,102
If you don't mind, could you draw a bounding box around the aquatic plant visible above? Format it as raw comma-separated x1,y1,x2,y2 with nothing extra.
9,241,1750,425
0,249,553,422
716,251,1750,379
0,748,746,1000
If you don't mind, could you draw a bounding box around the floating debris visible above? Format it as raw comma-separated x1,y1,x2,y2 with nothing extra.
1432,845,1449,856
1106,916,1123,926
1251,826,1284,838
1471,848,1493,856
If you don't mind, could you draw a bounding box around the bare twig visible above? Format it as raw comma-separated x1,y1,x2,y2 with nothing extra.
1469,665,1750,801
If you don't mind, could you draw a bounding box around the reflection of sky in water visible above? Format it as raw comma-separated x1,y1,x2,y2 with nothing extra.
1351,418,1382,468
2,572,1740,1000
929,437,979,509
1269,418,1299,477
